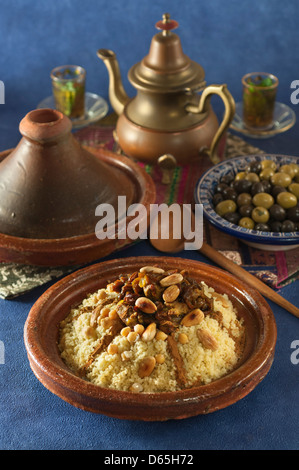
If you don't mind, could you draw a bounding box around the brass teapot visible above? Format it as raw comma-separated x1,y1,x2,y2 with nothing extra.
98,13,235,165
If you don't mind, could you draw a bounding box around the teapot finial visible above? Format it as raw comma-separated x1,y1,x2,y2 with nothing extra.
156,13,179,35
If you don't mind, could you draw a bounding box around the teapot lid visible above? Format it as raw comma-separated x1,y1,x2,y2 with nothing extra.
128,13,206,92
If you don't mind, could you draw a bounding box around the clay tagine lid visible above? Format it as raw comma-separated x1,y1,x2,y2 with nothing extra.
0,108,135,239
128,13,206,92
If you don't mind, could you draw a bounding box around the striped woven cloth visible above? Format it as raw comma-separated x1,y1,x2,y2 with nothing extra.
75,122,299,291
0,120,297,299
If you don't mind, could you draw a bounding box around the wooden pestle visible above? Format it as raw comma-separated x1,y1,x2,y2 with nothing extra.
149,206,299,319
200,241,299,319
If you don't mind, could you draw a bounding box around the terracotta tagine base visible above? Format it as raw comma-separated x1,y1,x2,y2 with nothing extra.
24,256,277,421
0,109,156,266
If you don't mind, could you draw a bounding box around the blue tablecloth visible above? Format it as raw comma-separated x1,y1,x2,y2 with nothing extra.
1,86,299,453
0,241,298,451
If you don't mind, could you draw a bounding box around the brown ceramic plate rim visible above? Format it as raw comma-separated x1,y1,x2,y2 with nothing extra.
0,147,154,245
24,256,277,419
0,148,156,265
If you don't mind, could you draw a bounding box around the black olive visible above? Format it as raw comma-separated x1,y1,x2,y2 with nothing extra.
239,204,254,218
249,160,262,173
286,204,299,222
281,220,296,232
222,187,238,201
234,179,253,194
215,182,229,194
213,193,224,206
251,181,265,196
220,174,234,185
224,211,241,224
261,180,272,193
271,185,287,199
229,180,238,189
255,223,271,232
269,204,286,222
270,221,282,232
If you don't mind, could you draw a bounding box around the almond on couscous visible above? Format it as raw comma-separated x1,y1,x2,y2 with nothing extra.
58,265,245,393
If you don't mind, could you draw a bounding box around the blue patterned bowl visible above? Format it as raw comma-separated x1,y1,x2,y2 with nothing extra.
194,154,299,251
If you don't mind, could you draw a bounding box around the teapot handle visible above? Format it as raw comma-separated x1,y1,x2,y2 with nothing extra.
185,84,235,164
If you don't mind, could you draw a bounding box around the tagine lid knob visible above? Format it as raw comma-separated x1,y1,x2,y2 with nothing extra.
19,108,72,142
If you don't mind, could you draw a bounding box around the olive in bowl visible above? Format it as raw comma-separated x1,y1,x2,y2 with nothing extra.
195,154,299,250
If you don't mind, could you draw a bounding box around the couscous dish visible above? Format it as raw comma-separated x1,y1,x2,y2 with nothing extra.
58,265,245,393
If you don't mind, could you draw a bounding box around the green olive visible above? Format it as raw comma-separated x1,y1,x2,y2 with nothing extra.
288,183,299,199
251,206,270,223
215,199,237,216
238,217,255,229
244,172,260,182
277,192,298,209
252,192,274,209
236,192,252,207
270,172,292,188
280,164,296,178
261,160,277,170
259,168,275,180
288,163,299,176
234,171,246,181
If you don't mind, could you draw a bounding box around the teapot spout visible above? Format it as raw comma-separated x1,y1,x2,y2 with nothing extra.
97,49,129,115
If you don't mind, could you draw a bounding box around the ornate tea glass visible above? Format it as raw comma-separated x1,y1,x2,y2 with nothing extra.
242,72,279,130
51,65,86,118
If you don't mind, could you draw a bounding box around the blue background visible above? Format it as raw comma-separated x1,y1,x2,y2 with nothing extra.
0,0,299,451
0,0,299,151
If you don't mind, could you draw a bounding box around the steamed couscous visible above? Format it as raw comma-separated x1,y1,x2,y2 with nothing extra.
58,265,245,393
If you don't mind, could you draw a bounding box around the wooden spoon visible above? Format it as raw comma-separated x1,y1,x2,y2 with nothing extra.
150,206,299,319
